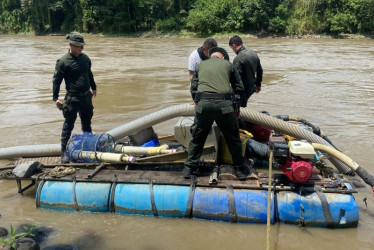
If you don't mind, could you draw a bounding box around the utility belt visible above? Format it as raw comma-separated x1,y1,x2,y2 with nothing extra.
195,92,232,102
66,90,91,97
195,92,241,113
61,90,90,114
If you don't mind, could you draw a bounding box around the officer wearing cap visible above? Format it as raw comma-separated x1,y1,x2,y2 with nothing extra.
183,47,250,180
52,31,97,163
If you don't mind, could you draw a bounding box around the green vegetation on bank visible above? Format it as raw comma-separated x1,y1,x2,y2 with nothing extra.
0,0,373,36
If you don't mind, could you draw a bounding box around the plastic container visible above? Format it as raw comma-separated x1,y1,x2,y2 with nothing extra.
129,127,158,146
141,138,160,147
113,184,190,217
192,187,274,223
277,191,359,228
36,181,112,212
219,130,252,164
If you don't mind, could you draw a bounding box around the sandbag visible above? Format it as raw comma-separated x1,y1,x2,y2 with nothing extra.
12,161,43,178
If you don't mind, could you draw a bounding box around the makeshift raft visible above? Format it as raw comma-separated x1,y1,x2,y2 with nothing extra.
5,153,359,228
1,104,370,228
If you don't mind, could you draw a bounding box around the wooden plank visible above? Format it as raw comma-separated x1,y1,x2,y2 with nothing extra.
158,135,175,141
12,156,61,166
4,167,356,193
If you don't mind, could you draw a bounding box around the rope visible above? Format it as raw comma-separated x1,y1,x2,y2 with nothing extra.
49,166,76,178
266,151,273,250
0,169,12,180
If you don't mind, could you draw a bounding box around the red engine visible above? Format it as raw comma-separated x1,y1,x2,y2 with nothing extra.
278,159,313,184
250,124,271,142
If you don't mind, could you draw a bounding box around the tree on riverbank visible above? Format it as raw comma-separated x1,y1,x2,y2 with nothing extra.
0,0,373,36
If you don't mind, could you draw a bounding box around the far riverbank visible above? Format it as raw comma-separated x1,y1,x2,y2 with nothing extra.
1,30,374,40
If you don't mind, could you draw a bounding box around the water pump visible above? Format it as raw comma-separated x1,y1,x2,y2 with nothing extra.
278,159,314,183
272,141,315,184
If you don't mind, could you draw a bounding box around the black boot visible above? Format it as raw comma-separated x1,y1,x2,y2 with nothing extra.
234,165,247,181
182,165,198,179
243,158,257,178
61,151,69,164
183,166,192,179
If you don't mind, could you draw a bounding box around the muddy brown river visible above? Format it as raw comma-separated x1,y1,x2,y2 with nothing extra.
0,35,374,249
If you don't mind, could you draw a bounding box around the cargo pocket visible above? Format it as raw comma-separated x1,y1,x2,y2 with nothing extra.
62,108,70,119
221,106,234,114
86,92,94,109
195,105,203,114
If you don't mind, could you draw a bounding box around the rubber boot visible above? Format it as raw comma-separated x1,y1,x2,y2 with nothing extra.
183,166,192,179
234,165,247,181
183,165,198,179
61,151,69,164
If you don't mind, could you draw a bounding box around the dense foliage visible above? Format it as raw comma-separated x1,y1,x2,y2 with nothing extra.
0,0,373,35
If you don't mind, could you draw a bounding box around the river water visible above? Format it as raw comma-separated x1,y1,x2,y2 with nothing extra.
0,35,374,249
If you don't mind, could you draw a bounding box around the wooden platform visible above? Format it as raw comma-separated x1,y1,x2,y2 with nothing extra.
2,155,358,196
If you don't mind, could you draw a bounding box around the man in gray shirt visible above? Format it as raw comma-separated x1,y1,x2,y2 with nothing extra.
188,38,217,80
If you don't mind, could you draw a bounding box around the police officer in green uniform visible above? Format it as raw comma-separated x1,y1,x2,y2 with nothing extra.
183,47,248,180
52,32,97,163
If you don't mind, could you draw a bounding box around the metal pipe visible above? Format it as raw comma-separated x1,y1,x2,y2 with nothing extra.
114,144,176,156
78,151,135,163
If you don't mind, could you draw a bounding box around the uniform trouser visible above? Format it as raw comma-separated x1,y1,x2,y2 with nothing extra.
61,92,94,152
184,99,244,168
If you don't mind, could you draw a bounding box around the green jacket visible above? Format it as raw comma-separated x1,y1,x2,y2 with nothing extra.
52,51,96,101
191,56,244,102
233,46,263,99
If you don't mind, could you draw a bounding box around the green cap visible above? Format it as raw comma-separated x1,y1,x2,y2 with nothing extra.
208,47,229,61
66,32,85,46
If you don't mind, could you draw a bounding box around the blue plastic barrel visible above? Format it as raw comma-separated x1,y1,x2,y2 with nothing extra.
192,187,274,223
153,185,190,217
235,189,274,223
113,184,190,217
113,184,153,216
36,181,112,212
277,191,359,227
192,187,231,221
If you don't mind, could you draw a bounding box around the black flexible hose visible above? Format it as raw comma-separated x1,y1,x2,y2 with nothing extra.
274,115,339,150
